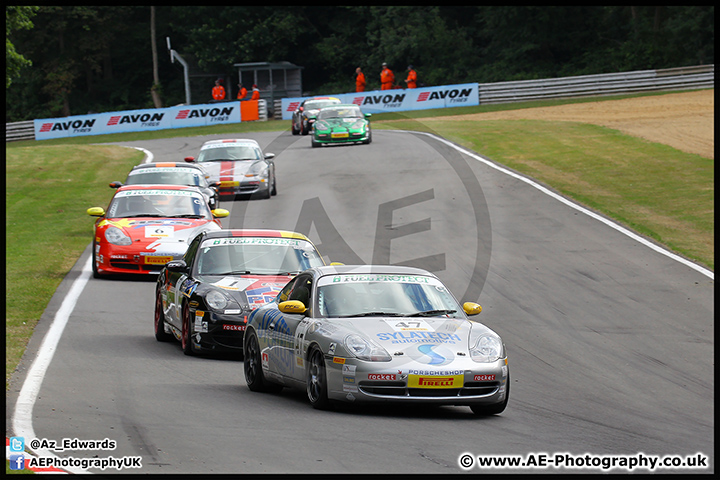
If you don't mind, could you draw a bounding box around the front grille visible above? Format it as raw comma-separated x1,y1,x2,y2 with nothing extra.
358,381,499,399
213,333,245,349
110,261,139,271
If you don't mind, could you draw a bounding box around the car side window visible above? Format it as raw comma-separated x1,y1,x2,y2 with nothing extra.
277,277,298,303
288,275,313,308
183,234,202,268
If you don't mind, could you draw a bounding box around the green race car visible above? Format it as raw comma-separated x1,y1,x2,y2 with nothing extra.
311,104,372,147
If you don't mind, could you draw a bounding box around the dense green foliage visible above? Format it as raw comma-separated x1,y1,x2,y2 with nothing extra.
6,6,714,122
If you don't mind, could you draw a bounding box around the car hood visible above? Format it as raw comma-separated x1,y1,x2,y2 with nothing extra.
201,274,293,310
318,118,366,131
198,160,264,183
101,217,220,256
319,316,497,354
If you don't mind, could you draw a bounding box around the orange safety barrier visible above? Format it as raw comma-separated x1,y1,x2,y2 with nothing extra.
240,100,259,122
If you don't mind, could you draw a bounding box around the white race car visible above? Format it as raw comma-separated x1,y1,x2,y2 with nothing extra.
185,139,276,199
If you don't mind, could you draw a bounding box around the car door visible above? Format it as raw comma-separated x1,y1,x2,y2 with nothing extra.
166,234,201,330
267,273,314,380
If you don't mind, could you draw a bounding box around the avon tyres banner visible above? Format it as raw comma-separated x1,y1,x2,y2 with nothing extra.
280,83,479,120
34,102,243,140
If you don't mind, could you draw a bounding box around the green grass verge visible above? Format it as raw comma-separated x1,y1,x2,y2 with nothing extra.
6,145,144,385
5,91,714,390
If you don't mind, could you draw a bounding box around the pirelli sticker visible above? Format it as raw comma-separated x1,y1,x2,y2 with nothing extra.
407,374,463,389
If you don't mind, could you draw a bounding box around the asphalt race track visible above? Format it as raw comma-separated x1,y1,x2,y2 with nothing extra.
9,130,714,474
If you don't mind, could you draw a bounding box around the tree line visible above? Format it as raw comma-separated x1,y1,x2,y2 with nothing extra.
6,6,714,122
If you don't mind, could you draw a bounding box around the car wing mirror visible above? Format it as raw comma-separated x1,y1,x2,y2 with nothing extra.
109,181,123,188
463,302,483,316
212,208,230,218
166,260,188,272
184,156,195,162
87,207,105,217
279,300,306,314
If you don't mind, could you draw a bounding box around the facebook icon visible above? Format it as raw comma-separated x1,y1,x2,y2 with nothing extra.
9,454,26,470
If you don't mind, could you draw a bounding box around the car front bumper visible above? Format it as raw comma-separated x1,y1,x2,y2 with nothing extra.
324,356,508,406
216,179,271,197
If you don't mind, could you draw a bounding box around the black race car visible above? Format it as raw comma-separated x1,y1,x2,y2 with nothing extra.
154,229,326,356
291,96,341,135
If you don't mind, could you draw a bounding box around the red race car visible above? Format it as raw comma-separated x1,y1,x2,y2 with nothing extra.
87,184,229,278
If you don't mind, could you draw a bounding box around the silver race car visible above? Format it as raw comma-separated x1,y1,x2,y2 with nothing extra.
243,265,509,415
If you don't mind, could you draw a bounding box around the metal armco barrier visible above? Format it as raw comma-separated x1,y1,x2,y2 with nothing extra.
7,66,714,142
477,65,714,104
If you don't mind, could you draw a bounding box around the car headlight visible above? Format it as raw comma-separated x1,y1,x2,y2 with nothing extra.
470,334,504,363
246,166,268,179
104,226,132,246
206,289,229,311
344,334,391,362
314,121,329,131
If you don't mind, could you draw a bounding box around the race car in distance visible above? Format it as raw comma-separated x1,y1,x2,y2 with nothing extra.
311,104,372,148
109,162,220,210
184,139,276,199
87,185,229,278
243,265,509,415
291,96,341,135
154,229,327,357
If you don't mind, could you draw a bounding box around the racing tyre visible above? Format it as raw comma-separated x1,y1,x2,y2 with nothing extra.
91,243,100,279
244,331,282,393
181,302,196,356
291,122,299,135
307,347,332,410
311,138,320,148
154,288,173,342
301,121,309,135
470,373,509,416
271,177,277,196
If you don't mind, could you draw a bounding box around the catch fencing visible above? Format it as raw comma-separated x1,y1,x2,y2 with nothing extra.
7,65,714,142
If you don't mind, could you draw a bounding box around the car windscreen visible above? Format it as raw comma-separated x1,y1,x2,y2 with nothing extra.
196,145,261,162
316,274,463,318
108,190,210,218
197,237,324,275
317,107,362,120
125,169,203,186
304,100,339,111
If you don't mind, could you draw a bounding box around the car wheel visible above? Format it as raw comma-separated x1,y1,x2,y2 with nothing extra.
154,287,173,342
301,121,309,136
271,176,277,196
291,121,299,135
311,138,320,148
91,250,100,279
259,183,271,199
244,331,282,393
307,347,332,410
470,373,509,416
181,302,195,356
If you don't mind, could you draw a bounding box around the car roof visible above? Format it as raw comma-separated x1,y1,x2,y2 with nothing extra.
200,139,261,148
311,264,437,278
320,104,360,110
202,229,313,242
115,184,204,194
130,162,205,171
